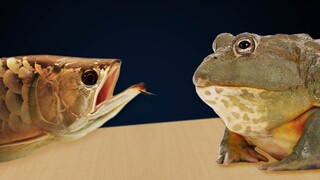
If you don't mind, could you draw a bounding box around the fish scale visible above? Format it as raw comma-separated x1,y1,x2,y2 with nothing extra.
0,57,39,144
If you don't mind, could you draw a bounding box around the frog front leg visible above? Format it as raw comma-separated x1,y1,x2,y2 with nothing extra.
260,109,320,171
217,127,268,165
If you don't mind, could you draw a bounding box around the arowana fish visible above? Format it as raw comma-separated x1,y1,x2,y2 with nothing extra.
0,55,146,162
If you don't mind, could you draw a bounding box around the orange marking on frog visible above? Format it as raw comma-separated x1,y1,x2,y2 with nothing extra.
271,109,314,153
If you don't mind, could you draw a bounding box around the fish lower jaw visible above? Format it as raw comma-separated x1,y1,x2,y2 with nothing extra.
58,102,129,141
93,82,146,113
60,83,145,140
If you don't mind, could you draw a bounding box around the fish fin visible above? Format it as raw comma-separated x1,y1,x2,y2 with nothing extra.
0,133,54,162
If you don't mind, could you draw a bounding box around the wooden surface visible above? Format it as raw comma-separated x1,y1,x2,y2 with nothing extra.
0,118,319,180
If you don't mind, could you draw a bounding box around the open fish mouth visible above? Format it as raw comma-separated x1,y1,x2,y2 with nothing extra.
64,61,147,138
91,62,146,115
94,63,121,110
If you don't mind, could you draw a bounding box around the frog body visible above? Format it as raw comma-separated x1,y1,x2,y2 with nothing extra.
193,33,320,170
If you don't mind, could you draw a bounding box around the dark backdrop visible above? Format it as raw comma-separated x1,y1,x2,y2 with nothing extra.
1,0,319,127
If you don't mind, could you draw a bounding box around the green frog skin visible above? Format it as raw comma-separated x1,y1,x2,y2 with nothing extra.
193,33,320,171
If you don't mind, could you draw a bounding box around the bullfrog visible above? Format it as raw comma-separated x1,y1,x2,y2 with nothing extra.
193,33,320,171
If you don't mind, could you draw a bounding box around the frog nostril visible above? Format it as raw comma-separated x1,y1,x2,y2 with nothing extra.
205,55,218,62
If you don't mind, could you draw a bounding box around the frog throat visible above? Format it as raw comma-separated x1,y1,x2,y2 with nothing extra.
195,85,313,137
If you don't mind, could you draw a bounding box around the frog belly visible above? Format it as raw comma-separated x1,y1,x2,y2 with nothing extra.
240,108,312,160
242,119,304,160
269,109,311,156
245,137,289,160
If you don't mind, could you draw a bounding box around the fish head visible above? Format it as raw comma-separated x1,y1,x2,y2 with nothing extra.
27,55,145,140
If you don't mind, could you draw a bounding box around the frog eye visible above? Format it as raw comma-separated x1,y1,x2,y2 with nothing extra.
81,69,98,85
234,37,256,56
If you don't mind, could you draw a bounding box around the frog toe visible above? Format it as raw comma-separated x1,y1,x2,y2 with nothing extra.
259,158,320,171
216,154,226,164
217,128,269,165
216,153,256,165
216,149,268,165
259,160,294,171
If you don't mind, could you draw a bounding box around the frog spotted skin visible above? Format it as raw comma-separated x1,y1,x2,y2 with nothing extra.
193,33,320,170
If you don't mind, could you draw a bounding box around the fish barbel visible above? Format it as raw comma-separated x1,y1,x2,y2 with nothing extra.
0,55,146,162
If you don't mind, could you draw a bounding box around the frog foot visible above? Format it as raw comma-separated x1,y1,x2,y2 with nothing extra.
260,110,320,171
216,145,268,165
259,153,320,171
217,128,268,165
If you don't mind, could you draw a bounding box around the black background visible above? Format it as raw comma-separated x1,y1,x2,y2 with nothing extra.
1,0,319,127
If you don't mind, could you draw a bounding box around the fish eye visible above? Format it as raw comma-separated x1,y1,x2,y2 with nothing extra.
234,37,255,56
81,69,98,85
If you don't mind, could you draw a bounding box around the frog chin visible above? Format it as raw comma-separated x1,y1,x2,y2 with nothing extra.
195,85,270,106
196,85,272,135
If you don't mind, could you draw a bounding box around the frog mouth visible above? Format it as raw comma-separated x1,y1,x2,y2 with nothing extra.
193,74,292,92
195,84,274,92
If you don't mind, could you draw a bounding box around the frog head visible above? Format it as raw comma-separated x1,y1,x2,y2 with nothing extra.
193,32,314,90
193,33,320,134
